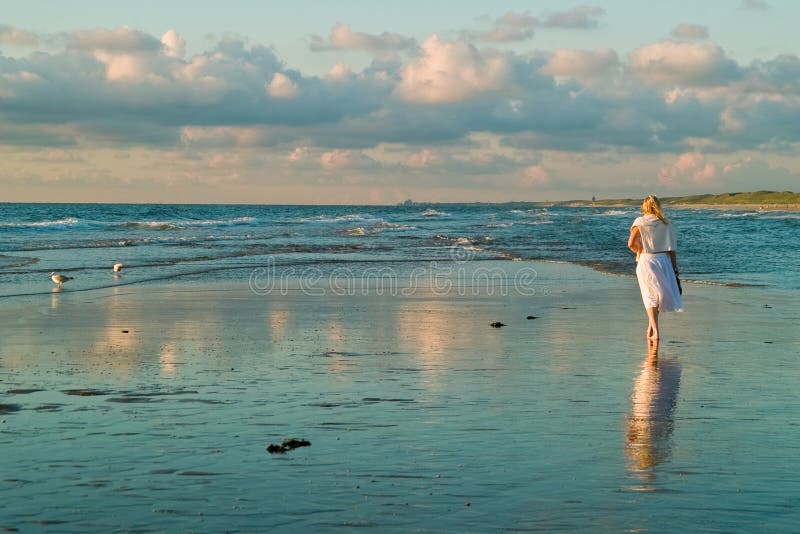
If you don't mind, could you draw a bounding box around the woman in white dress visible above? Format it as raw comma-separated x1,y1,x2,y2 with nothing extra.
628,195,683,341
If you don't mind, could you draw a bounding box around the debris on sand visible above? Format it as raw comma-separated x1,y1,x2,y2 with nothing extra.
267,438,311,454
489,322,506,328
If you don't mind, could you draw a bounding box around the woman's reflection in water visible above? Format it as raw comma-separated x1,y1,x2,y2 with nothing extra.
626,340,682,487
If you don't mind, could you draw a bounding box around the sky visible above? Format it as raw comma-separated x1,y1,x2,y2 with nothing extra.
1,0,799,204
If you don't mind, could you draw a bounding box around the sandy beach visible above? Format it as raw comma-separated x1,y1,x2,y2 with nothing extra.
1,260,799,531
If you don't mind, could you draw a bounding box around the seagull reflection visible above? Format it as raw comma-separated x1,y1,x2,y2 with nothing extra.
51,288,62,309
625,340,682,485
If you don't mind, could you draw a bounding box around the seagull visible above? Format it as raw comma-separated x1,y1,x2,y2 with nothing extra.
50,272,72,288
113,263,124,272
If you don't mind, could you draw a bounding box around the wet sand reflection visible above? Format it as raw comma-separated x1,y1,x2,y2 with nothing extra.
625,341,682,487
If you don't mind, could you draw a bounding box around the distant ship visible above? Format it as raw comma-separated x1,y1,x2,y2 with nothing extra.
398,199,414,206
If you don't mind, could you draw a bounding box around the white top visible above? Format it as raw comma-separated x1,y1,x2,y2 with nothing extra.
632,214,677,253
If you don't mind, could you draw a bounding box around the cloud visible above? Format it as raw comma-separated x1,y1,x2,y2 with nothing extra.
406,148,438,168
321,149,353,169
629,40,739,86
161,30,186,58
741,0,769,10
658,152,717,186
540,48,619,80
69,26,163,53
0,24,41,47
266,72,299,99
720,157,799,190
396,35,511,103
671,23,709,40
542,6,605,29
310,24,416,55
461,11,537,43
320,149,377,171
325,62,353,81
520,165,550,186
2,23,800,163
289,146,308,161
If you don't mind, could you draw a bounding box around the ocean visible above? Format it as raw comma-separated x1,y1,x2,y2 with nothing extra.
1,202,799,298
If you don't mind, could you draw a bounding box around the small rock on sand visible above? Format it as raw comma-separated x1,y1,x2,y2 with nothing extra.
489,322,506,328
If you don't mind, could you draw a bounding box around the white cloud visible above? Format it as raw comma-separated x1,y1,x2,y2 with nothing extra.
161,29,186,59
289,146,308,161
543,6,605,29
325,62,353,81
396,35,511,103
310,23,416,56
671,23,709,40
658,152,717,186
266,72,299,99
540,48,618,79
629,40,739,86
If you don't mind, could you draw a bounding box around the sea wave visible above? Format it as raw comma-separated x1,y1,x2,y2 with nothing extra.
292,214,379,224
0,217,81,229
421,209,448,217
117,216,257,230
715,212,761,218
597,209,630,216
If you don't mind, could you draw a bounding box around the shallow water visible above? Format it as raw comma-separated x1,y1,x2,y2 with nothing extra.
1,262,798,531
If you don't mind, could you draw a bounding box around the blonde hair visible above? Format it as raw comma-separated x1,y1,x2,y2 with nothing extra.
642,195,669,224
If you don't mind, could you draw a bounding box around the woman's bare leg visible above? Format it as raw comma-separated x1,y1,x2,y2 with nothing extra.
646,307,659,340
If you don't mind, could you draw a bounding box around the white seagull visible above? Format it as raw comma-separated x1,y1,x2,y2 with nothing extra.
50,272,73,288
113,263,124,272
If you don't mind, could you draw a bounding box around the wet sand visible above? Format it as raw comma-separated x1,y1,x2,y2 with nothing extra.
1,261,798,532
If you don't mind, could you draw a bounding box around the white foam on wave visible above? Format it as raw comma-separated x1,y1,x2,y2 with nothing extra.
377,222,417,230
421,209,448,217
0,217,80,228
598,209,630,216
192,216,256,226
716,211,761,218
293,214,379,224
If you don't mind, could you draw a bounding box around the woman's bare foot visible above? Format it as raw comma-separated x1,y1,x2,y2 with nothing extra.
646,324,659,340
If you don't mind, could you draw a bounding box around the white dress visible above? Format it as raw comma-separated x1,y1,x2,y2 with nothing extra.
632,215,684,312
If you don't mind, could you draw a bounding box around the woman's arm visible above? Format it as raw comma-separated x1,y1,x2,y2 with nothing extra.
628,226,642,255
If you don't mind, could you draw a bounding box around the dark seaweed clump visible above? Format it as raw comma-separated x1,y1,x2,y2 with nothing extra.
267,438,311,454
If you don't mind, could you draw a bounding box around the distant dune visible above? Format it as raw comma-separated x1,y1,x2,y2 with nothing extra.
561,191,800,209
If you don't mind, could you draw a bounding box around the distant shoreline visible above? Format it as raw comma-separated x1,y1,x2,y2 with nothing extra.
561,202,800,211
555,190,800,211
